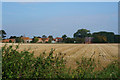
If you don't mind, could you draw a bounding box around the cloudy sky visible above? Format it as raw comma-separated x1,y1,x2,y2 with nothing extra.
2,2,118,38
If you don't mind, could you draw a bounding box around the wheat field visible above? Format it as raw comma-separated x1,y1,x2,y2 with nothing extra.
1,43,119,69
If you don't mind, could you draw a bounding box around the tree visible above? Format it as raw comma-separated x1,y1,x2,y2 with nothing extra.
37,36,41,38
9,40,12,43
114,35,120,43
15,37,24,43
92,35,107,43
48,35,53,43
48,35,53,39
62,34,67,42
0,30,6,39
42,35,47,38
9,36,17,39
73,29,90,38
75,37,85,43
64,37,74,43
92,31,114,43
32,37,39,43
62,34,67,39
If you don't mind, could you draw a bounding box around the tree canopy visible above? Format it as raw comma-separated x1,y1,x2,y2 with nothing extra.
74,29,90,38
0,30,6,39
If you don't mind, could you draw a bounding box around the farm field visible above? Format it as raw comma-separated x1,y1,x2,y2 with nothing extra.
1,43,119,69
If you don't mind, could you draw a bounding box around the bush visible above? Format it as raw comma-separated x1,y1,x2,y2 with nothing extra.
2,45,69,78
2,45,119,79
9,40,12,43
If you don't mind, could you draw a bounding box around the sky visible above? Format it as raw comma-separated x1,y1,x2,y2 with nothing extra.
2,2,118,38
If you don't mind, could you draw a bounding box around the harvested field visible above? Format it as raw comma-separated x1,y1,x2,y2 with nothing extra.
1,43,119,69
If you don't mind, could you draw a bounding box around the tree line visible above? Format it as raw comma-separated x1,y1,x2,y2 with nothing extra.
0,29,120,43
62,29,120,43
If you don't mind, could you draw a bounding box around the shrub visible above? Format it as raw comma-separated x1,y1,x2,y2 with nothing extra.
2,45,69,78
9,40,12,43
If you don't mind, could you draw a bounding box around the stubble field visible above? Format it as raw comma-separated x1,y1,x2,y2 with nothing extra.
1,43,119,69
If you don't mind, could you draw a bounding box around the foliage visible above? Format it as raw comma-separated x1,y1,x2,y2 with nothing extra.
32,37,39,43
74,29,90,38
62,34,67,39
9,36,17,39
48,35,53,43
0,30,6,39
42,35,47,38
114,35,120,43
75,38,85,43
48,39,52,43
2,45,119,79
64,37,74,43
15,37,24,43
48,35,53,39
92,31,114,43
2,29,120,43
92,35,107,43
9,40,12,43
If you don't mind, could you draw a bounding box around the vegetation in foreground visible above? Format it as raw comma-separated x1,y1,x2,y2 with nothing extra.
2,45,119,79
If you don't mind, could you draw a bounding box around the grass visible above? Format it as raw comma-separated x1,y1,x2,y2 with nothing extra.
2,44,119,79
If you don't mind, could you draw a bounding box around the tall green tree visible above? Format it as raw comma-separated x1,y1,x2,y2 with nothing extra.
48,35,53,39
74,29,90,38
62,34,67,42
0,30,6,39
62,34,67,39
48,35,53,43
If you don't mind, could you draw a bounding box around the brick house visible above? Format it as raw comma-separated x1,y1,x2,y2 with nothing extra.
55,37,63,43
37,37,63,43
37,38,50,43
21,37,32,43
38,38,43,43
2,39,16,43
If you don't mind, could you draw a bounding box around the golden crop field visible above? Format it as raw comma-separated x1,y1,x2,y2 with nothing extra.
1,43,119,69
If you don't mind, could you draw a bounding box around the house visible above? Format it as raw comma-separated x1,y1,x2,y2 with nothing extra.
85,37,93,44
44,38,49,42
55,37,63,43
2,39,16,43
37,38,50,43
51,39,56,43
21,37,32,43
38,38,43,43
41,38,50,43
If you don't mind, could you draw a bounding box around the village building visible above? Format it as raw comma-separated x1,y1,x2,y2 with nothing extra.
37,38,50,43
37,38,43,43
55,37,63,43
44,38,49,43
2,39,16,43
21,37,32,43
51,39,56,43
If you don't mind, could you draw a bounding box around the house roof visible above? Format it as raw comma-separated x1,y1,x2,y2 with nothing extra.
56,37,63,40
21,37,32,40
2,39,15,42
